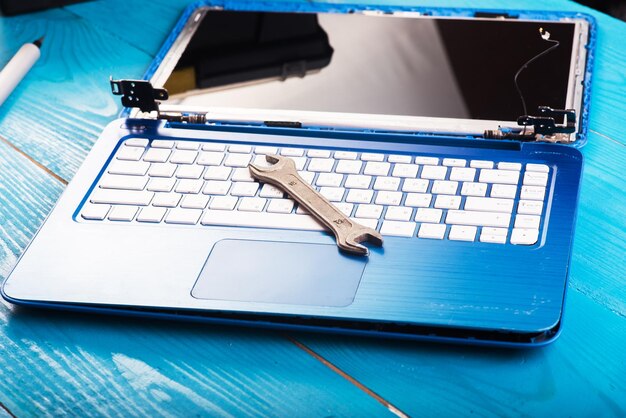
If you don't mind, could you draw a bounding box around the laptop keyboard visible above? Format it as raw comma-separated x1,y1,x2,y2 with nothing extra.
80,138,551,245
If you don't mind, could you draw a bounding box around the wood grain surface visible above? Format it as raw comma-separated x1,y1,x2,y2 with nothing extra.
0,0,624,416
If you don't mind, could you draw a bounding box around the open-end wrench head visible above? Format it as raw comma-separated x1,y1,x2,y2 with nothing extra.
343,229,384,256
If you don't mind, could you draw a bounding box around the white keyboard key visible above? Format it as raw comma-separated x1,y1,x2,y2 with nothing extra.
108,160,150,176
180,194,210,209
335,160,362,174
238,197,267,212
90,189,153,206
296,205,309,215
201,142,226,152
203,180,231,195
308,158,335,172
498,162,522,171
415,156,439,165
405,193,432,207
209,196,238,211
307,149,331,158
434,195,461,209
280,147,305,157
360,152,385,162
176,165,204,179
511,228,539,245
81,204,110,220
335,203,354,217
373,176,400,191
375,191,402,206
197,151,224,166
151,140,175,149
418,223,446,239
152,192,182,208
363,161,391,176
355,204,383,219
351,218,378,229
124,138,149,147
381,220,416,237
224,153,252,167
420,165,447,180
515,214,540,229
147,177,176,192
319,187,345,202
175,179,204,194
201,210,323,230
464,196,513,213
334,151,357,160
203,166,231,180
108,205,138,222
148,163,176,178
100,174,148,191
414,208,442,223
392,164,419,178
385,206,413,221
231,168,255,182
176,141,200,150
259,184,284,198
136,206,167,223
520,185,546,201
316,173,343,187
402,178,429,193
170,150,198,164
229,144,252,153
523,171,549,187
231,182,259,197
143,148,171,163
252,155,272,168
344,175,372,189
479,169,519,185
346,189,374,203
526,163,549,173
446,210,511,228
267,198,294,213
449,167,476,182
116,145,145,161
443,158,466,167
482,227,508,236
165,208,202,225
388,154,412,163
460,182,487,197
254,146,278,155
448,225,477,242
480,231,507,244
431,180,458,195
291,156,307,170
518,200,543,215
490,184,517,199
470,160,493,169
298,171,316,184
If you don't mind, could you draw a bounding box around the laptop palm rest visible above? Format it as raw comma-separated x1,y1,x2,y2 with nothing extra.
191,239,367,307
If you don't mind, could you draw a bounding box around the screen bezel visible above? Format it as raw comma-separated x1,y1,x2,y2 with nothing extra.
143,6,590,141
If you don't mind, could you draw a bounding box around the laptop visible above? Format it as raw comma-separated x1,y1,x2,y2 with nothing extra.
1,2,595,347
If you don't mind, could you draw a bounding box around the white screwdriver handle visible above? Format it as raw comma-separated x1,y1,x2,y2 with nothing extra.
0,43,41,106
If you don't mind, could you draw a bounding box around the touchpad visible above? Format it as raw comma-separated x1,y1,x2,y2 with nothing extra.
191,239,367,307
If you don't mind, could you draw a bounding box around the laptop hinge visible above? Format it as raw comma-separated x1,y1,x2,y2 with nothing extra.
110,77,208,124
484,107,577,143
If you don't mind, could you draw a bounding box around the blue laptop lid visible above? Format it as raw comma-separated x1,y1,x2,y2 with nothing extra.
134,1,596,148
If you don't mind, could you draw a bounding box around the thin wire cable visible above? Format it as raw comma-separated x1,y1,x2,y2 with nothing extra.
514,29,560,135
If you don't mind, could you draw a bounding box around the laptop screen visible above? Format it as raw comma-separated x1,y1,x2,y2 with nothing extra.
161,10,577,123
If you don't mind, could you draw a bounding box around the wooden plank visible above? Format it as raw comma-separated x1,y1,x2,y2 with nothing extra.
300,286,626,416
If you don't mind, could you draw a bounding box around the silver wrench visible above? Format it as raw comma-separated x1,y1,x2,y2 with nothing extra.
249,155,383,256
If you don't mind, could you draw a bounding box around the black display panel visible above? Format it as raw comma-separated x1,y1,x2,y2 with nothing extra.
164,10,576,122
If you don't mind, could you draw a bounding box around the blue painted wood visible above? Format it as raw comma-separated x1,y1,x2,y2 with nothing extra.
0,0,624,415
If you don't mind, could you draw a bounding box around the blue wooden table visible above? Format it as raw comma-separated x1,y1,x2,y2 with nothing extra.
0,0,624,416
